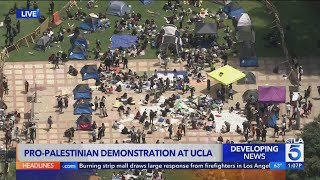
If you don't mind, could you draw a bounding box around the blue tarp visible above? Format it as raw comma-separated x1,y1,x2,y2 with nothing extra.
229,8,245,18
140,0,154,5
73,99,92,115
240,58,259,67
268,114,277,127
110,35,138,49
80,65,99,81
69,45,87,60
71,34,88,48
223,2,245,17
73,84,91,100
79,16,101,31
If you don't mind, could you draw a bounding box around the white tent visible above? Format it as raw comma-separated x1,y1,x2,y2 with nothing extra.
158,25,183,56
237,13,252,27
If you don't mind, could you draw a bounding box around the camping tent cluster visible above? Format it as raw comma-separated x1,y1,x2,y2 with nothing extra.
224,3,258,67
69,33,88,60
73,84,93,131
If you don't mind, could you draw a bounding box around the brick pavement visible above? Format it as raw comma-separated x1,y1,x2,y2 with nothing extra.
2,57,320,146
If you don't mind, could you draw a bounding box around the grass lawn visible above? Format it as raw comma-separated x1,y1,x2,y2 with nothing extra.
273,1,320,57
97,169,198,180
2,1,283,62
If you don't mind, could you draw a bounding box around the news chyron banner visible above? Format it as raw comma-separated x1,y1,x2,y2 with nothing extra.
16,139,304,171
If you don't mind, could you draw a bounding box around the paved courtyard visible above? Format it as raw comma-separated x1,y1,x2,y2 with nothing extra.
2,57,320,146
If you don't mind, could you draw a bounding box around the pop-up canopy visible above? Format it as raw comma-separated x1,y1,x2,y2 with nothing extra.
207,65,246,85
258,86,286,103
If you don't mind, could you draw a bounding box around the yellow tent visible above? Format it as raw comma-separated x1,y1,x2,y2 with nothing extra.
207,65,246,85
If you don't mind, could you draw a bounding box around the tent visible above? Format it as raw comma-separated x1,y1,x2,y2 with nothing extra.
236,26,255,43
69,45,88,60
236,13,252,27
237,71,256,84
194,23,218,36
223,2,245,17
71,33,88,48
258,86,286,103
34,36,51,51
140,0,154,5
207,65,246,86
158,25,183,56
242,89,258,102
110,35,138,49
73,84,91,100
80,65,99,81
107,1,131,17
80,16,101,32
73,99,92,115
76,115,92,131
239,41,258,67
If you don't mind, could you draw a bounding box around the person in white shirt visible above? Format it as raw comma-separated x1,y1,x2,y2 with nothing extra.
286,102,291,115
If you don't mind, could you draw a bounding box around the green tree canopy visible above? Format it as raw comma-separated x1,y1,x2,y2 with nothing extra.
287,115,320,179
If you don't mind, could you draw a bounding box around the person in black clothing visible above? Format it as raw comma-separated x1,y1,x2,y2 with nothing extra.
6,24,11,37
261,128,267,142
149,110,155,125
123,57,128,69
97,127,103,140
50,0,54,12
33,1,38,9
16,20,20,33
27,0,31,9
256,127,261,141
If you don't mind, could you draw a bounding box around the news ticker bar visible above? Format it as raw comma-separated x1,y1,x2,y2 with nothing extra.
16,162,304,170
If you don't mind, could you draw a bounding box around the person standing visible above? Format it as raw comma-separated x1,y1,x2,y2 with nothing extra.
29,128,35,144
149,110,154,125
262,128,267,142
307,100,313,115
47,116,53,129
286,102,291,116
101,123,106,137
97,127,103,140
141,130,146,143
181,123,186,136
27,0,31,9
64,96,69,108
167,124,173,139
14,127,20,143
298,66,303,81
94,97,99,111
123,57,128,69
177,126,182,141
58,98,63,112
136,129,141,143
256,127,261,141
50,0,54,13
24,80,29,93
92,129,97,142
16,20,20,34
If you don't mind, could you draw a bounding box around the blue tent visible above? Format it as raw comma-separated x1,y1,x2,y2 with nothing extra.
71,33,88,48
73,84,91,100
223,2,245,17
80,65,99,81
73,99,92,115
69,45,88,60
140,0,154,5
80,16,101,32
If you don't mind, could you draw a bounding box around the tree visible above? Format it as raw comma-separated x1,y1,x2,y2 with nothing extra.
287,115,320,180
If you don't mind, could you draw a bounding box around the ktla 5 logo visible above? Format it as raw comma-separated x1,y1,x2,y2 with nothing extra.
285,144,304,162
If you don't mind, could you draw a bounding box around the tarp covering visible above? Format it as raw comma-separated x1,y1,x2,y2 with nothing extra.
80,65,99,81
258,86,286,103
71,33,88,48
194,23,218,35
236,13,252,27
110,35,138,49
34,36,51,51
208,65,246,86
73,84,91,100
140,0,154,5
69,45,88,60
223,2,244,17
76,115,92,131
236,26,255,43
73,99,92,115
107,1,131,17
80,16,100,31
